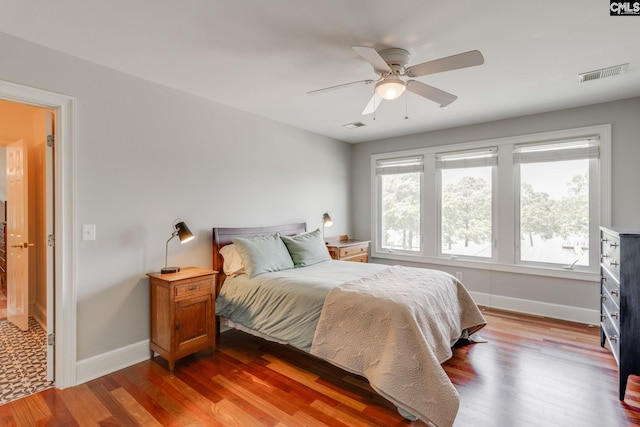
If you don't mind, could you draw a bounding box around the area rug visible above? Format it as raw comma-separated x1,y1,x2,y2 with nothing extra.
0,317,52,404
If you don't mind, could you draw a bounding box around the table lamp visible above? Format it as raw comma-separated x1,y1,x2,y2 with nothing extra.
161,220,195,274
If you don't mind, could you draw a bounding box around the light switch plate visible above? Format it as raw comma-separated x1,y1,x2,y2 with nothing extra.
82,224,96,241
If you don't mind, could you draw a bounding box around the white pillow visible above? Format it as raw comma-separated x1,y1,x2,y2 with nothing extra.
219,244,245,277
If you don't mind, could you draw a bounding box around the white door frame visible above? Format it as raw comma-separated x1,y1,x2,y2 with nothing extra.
0,79,77,389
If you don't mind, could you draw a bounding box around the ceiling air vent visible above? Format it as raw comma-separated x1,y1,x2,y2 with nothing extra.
343,121,366,129
578,63,628,83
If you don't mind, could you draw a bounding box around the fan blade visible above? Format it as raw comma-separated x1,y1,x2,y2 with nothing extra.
407,80,457,107
307,79,375,95
361,93,383,115
352,46,392,72
405,50,484,77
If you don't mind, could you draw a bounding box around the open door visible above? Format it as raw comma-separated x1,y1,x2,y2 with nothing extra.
6,139,30,331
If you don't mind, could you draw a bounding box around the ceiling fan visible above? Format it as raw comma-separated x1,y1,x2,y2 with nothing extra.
308,46,484,115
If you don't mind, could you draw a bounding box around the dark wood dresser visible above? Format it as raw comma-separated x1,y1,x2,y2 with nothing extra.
600,226,640,400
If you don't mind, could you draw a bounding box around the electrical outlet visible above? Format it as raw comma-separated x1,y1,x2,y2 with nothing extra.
456,272,463,281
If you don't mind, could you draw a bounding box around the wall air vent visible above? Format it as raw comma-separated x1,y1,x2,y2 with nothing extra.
343,121,366,129
578,63,628,83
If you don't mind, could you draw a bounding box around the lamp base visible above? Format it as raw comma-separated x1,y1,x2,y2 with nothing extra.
161,266,180,274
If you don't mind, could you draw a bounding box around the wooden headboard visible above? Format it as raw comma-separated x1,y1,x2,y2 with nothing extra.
212,222,307,295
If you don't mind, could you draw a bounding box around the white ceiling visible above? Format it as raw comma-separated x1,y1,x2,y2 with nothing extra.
1,1,639,143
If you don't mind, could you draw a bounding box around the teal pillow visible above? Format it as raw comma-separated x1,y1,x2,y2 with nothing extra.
281,229,332,267
232,233,294,278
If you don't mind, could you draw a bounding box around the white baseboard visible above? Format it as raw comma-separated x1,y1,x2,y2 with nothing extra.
469,291,599,325
73,294,599,387
75,339,150,386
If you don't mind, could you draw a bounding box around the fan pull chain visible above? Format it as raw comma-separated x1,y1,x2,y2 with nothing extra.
373,94,376,120
404,90,409,120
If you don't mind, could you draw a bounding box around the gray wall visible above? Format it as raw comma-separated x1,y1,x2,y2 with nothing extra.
351,96,640,320
0,32,351,361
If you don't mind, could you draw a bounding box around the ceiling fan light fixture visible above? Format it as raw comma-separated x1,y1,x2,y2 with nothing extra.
375,78,406,100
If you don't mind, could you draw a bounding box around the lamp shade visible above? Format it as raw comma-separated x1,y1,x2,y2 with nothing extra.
322,212,333,227
375,78,406,100
175,221,194,243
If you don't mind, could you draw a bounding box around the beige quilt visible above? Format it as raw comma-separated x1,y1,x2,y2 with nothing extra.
310,265,486,427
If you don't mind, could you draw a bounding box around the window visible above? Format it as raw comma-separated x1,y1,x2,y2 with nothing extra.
437,148,497,259
515,139,600,268
371,125,610,277
376,156,423,252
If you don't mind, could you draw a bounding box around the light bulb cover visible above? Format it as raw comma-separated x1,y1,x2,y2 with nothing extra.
375,78,406,100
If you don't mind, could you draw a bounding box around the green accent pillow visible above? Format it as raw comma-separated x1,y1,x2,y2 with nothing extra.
281,228,332,267
232,233,294,278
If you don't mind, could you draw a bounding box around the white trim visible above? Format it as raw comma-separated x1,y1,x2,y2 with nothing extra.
469,291,600,325
76,340,150,385
0,79,77,389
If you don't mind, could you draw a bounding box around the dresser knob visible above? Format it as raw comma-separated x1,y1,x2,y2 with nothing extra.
610,260,619,267
601,294,607,300
612,312,619,319
601,314,606,320
601,237,609,243
611,289,619,297
610,242,619,248
601,253,609,259
610,335,618,343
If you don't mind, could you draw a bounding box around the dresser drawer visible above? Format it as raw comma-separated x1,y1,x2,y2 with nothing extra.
343,253,369,263
601,267,620,308
339,244,368,259
601,232,620,280
602,312,620,365
601,289,620,332
174,277,212,299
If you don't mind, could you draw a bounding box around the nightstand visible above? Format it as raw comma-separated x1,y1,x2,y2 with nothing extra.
326,236,370,263
147,267,217,373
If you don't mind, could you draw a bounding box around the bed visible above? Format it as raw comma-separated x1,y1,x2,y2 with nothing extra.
212,223,486,427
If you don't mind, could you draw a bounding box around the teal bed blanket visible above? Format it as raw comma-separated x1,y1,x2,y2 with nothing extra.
215,260,388,352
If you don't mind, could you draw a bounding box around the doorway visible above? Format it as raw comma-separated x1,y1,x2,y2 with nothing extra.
0,99,54,402
0,79,77,392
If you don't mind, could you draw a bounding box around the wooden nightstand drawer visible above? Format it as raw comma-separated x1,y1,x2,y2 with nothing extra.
339,244,368,259
345,253,368,263
174,277,212,299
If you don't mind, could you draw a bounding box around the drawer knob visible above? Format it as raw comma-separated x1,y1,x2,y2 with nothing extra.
610,335,618,343
601,294,607,301
612,312,619,319
601,237,609,243
611,289,619,297
600,313,606,320
601,253,609,259
610,242,619,248
190,285,199,291
610,260,619,267
601,276,607,282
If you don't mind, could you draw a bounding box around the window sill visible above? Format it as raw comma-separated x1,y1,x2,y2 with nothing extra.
371,251,600,282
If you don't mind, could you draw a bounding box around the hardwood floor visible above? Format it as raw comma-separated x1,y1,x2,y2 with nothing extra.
1,307,639,426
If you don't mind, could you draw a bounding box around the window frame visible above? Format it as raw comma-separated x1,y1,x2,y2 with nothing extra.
370,124,611,280
435,148,498,261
